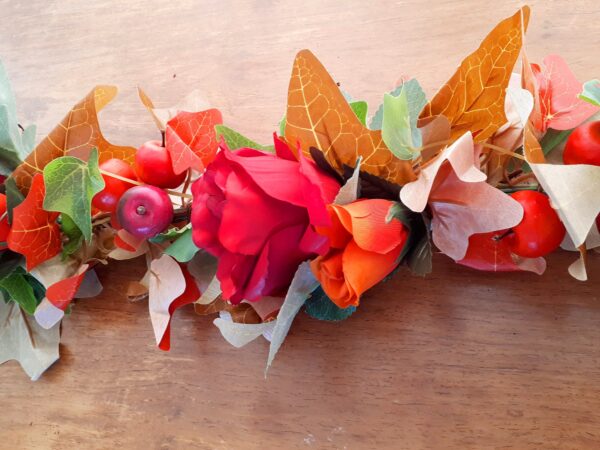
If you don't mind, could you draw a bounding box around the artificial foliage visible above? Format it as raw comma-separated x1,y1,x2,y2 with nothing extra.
0,6,599,380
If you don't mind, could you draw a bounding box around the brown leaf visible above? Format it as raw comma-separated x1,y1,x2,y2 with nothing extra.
126,281,149,302
285,50,416,186
420,7,530,143
194,298,262,324
194,297,228,315
12,86,136,193
228,303,262,325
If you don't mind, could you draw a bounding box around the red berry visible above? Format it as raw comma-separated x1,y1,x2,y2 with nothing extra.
508,191,566,258
563,121,600,166
92,159,137,212
117,185,173,238
135,140,186,189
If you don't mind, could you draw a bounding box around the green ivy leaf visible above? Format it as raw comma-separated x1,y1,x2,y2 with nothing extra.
0,250,23,279
60,214,83,259
0,267,38,314
305,286,356,321
349,101,368,126
4,177,23,225
540,128,573,156
149,224,191,244
579,79,600,107
42,148,104,241
387,201,432,276
370,79,427,131
215,125,274,152
164,228,199,262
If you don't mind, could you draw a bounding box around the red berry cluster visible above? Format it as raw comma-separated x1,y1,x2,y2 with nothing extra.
92,139,185,238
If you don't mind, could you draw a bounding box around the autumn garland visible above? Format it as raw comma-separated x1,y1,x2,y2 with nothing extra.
1,5,600,380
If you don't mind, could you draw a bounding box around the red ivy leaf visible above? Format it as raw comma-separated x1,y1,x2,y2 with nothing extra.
165,109,223,175
46,264,89,310
458,231,545,274
159,265,201,351
7,174,61,271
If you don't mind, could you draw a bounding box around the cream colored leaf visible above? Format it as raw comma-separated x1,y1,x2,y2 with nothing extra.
529,163,600,248
0,300,60,381
148,254,186,346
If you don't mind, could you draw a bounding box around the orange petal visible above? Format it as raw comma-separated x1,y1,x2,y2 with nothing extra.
341,240,402,307
336,200,407,254
316,206,352,249
311,251,352,307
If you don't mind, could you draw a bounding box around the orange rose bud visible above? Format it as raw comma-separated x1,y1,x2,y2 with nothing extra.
311,199,408,308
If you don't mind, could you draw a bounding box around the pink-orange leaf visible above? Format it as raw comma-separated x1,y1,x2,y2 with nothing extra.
530,54,599,132
165,109,223,175
400,132,523,261
7,174,61,270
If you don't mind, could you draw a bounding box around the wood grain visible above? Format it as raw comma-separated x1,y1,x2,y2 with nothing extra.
1,1,599,449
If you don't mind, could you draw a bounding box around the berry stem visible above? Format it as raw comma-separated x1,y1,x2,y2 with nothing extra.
99,169,192,199
181,169,192,207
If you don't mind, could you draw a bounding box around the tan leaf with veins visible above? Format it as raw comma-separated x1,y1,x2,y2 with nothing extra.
420,7,530,144
285,49,416,186
12,86,136,193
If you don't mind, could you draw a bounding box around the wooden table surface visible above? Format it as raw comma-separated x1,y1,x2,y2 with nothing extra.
1,1,599,449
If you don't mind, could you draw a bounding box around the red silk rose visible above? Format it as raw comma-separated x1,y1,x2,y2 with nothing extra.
191,137,340,304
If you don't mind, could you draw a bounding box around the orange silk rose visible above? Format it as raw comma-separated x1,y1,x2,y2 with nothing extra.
311,199,409,308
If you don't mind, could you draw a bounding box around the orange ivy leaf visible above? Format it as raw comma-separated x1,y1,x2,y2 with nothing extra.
420,7,530,143
285,50,416,186
165,109,223,175
7,174,61,270
11,86,136,193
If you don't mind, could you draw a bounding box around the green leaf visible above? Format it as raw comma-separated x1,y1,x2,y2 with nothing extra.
5,176,24,225
540,128,573,156
0,250,23,279
42,148,105,241
164,228,199,263
0,267,37,314
370,79,427,131
279,115,286,137
305,287,356,321
579,79,600,107
349,101,368,126
26,273,46,303
387,201,432,276
215,125,274,152
60,214,83,259
382,90,415,160
149,224,191,243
